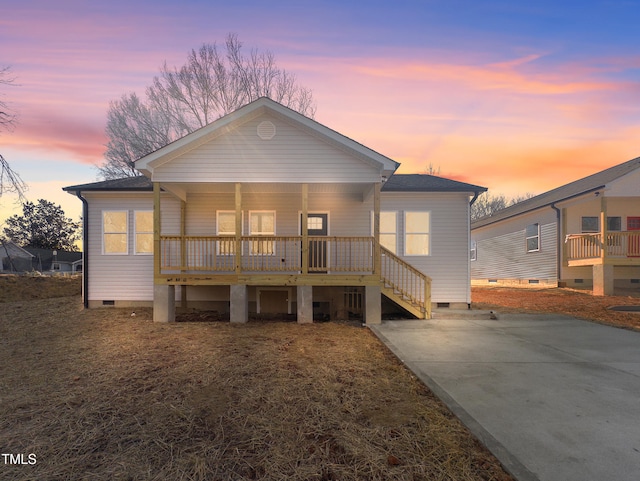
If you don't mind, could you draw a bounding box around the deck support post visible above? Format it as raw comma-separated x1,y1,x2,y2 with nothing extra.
364,285,381,325
297,285,313,324
230,284,249,323
153,284,175,322
593,264,614,296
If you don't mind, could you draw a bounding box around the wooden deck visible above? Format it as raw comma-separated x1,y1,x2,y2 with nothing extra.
566,231,640,266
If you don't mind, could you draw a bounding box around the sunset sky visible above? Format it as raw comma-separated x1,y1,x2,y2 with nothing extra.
1,0,639,224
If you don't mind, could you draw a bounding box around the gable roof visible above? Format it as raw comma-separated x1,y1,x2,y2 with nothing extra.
472,156,640,229
383,174,487,194
135,97,400,179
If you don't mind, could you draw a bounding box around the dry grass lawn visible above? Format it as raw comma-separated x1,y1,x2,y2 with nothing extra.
472,286,640,331
0,275,512,481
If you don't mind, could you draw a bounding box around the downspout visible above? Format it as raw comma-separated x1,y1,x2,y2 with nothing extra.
467,190,483,309
75,191,89,309
551,202,561,286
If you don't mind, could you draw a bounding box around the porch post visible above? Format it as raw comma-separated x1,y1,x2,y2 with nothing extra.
365,285,382,325
153,182,175,322
301,183,309,275
180,200,187,308
373,182,381,276
235,183,242,274
153,182,161,279
600,195,608,263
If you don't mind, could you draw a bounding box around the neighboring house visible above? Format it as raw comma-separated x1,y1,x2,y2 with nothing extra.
0,241,34,272
471,156,640,295
64,97,486,323
23,247,83,273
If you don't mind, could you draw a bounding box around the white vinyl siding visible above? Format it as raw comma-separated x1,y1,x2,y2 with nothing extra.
152,114,381,184
382,193,472,304
471,209,558,283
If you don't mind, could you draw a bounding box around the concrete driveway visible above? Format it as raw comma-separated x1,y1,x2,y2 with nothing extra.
370,313,640,481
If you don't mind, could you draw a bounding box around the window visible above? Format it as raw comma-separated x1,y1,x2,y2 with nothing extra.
135,211,153,255
249,211,275,255
404,212,430,256
526,223,540,252
217,211,241,255
581,216,599,233
378,211,397,254
103,211,128,254
470,240,477,261
607,217,621,231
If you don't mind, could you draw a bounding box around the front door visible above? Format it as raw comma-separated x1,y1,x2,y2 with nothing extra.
628,217,640,257
302,213,328,272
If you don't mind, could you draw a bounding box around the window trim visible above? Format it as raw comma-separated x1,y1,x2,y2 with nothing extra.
404,211,431,256
249,210,276,256
470,240,477,261
581,216,599,233
526,223,540,253
134,210,154,255
217,210,243,255
373,211,398,254
102,210,129,255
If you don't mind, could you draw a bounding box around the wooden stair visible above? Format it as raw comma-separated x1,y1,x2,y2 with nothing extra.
380,247,431,319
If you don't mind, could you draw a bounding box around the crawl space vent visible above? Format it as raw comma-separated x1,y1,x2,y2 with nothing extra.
257,121,276,140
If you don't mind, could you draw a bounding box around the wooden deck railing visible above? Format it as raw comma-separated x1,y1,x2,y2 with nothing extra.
381,246,432,318
160,235,374,273
566,231,640,260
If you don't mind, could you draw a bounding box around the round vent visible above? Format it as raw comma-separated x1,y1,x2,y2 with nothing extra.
257,121,276,140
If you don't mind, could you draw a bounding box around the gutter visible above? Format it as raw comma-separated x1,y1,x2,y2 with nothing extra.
74,191,89,309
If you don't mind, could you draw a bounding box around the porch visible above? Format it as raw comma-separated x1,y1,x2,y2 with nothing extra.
565,231,640,295
151,182,431,323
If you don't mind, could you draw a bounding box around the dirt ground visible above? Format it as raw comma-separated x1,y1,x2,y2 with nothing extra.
472,286,640,331
0,275,512,481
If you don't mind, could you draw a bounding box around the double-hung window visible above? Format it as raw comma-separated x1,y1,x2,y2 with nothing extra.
379,211,397,254
103,211,128,254
217,211,239,255
134,211,153,255
249,211,275,255
404,212,430,256
526,223,540,252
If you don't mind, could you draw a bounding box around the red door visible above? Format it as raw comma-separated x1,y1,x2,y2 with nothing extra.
628,217,640,257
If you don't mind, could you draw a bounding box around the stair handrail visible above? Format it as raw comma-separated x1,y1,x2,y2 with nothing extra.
380,246,432,318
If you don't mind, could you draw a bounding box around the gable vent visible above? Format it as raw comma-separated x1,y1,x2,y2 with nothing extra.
257,121,276,140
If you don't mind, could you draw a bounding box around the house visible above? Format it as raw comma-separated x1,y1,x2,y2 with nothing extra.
471,156,640,295
64,97,486,323
0,241,34,272
23,247,83,273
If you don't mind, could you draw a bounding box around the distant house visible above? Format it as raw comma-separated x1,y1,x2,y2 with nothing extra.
471,156,640,295
64,97,486,322
0,241,34,272
24,248,83,273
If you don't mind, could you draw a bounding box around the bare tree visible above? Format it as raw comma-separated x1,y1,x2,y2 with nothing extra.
100,34,317,179
471,192,535,221
0,66,27,201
